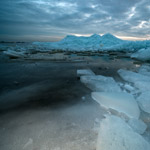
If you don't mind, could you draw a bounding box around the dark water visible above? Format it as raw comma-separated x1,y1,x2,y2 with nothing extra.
0,53,146,150
0,54,137,112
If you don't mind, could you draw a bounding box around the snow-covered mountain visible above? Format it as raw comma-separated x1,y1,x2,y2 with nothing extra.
33,33,150,52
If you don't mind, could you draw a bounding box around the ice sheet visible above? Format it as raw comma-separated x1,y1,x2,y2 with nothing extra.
92,92,140,119
96,115,150,150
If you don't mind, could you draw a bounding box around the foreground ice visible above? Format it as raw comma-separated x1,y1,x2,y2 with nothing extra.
128,118,147,134
77,69,95,77
131,48,150,61
91,92,140,119
137,92,150,114
80,75,121,92
96,115,150,150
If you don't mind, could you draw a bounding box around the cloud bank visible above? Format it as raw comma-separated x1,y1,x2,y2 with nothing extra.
0,0,150,41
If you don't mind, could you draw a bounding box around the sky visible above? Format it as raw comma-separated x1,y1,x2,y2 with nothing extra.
0,0,150,42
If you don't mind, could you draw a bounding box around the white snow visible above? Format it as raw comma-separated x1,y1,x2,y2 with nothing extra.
91,92,140,119
96,115,150,150
131,47,150,61
128,118,147,134
77,69,95,77
80,75,121,92
137,92,150,114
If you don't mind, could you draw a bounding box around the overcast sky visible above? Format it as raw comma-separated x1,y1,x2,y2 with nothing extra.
0,0,150,41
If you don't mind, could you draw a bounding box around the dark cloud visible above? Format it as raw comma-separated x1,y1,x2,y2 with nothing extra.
0,0,149,41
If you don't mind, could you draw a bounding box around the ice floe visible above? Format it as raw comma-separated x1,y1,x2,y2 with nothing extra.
118,69,150,91
131,48,150,61
79,68,150,148
137,92,150,114
128,118,147,134
138,64,150,76
91,92,140,119
96,115,150,150
77,69,95,77
123,83,135,93
80,75,121,92
3,49,26,58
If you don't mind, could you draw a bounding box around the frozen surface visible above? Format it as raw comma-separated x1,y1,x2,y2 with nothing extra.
77,69,95,77
96,115,150,150
128,118,147,134
91,92,140,119
137,92,150,114
131,48,150,61
81,75,121,92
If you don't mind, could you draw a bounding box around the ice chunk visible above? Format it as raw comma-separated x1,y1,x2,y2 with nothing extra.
96,115,150,150
81,75,121,92
77,69,95,77
118,69,150,83
91,92,140,119
3,49,25,58
138,64,150,76
131,47,150,61
123,83,135,92
128,118,147,134
118,69,150,91
137,92,150,114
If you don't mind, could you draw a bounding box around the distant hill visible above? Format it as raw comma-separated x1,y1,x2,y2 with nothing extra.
33,33,150,51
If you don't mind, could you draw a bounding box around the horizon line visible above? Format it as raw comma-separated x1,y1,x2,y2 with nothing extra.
0,34,150,42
